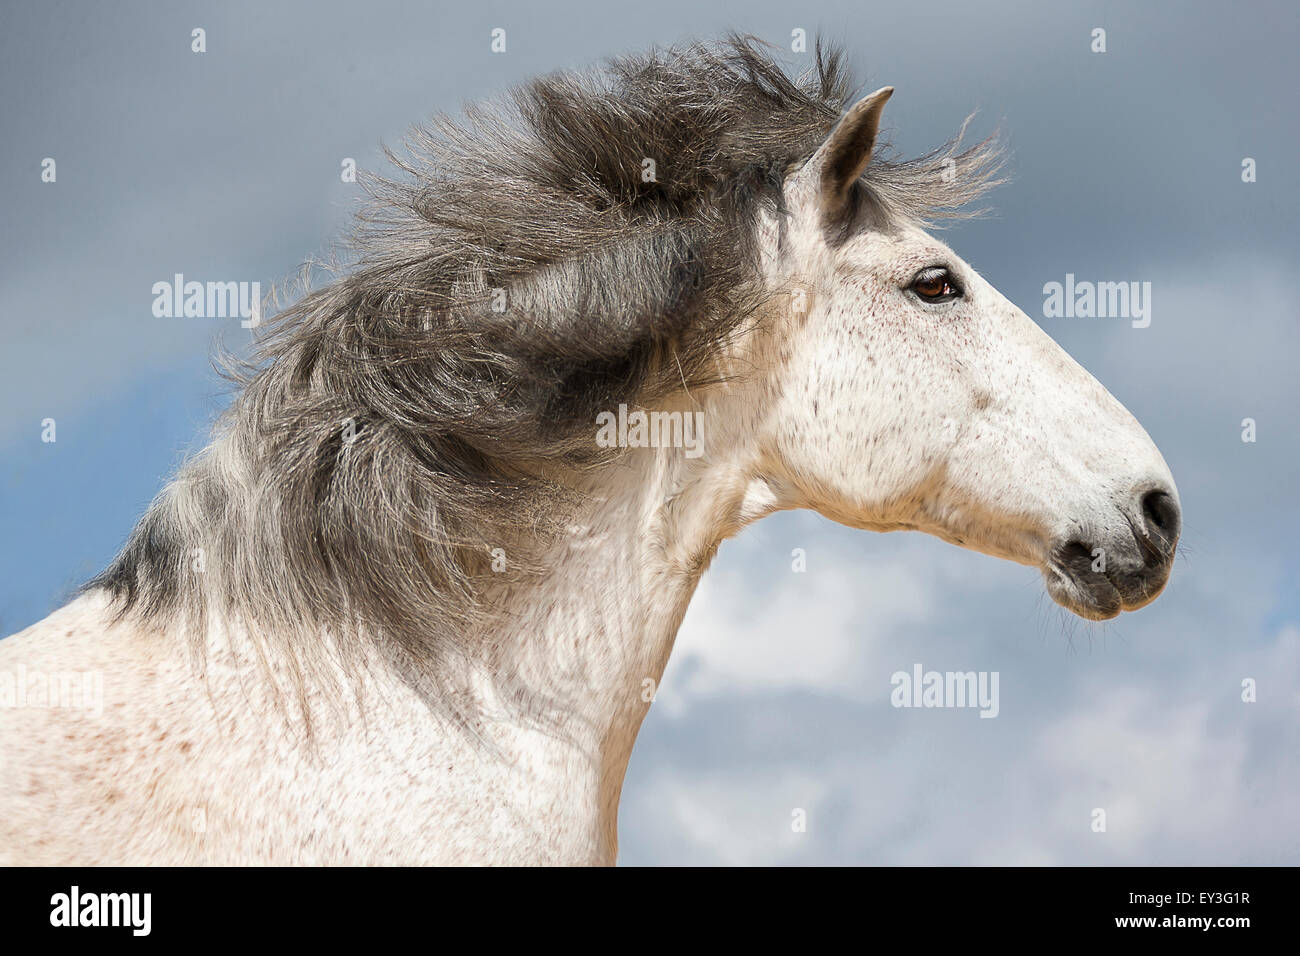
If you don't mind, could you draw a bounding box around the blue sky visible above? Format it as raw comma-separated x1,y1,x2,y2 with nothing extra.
2,0,1297,864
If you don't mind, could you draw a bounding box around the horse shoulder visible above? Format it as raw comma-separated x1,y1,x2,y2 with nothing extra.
0,594,253,863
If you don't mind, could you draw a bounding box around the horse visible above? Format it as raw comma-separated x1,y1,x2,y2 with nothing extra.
0,38,1180,865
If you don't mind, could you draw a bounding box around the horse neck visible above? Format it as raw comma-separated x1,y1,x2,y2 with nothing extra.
468,388,777,810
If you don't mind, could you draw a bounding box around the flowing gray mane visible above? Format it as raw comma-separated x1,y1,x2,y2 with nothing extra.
89,36,1003,712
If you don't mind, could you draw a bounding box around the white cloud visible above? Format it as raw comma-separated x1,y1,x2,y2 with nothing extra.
659,518,1029,714
626,623,1300,864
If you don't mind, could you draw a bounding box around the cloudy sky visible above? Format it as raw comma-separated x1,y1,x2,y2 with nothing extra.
2,0,1297,864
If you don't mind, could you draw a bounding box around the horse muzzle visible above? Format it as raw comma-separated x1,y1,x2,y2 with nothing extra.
1043,487,1182,620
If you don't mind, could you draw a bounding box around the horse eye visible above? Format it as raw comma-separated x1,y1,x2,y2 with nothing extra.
910,268,962,302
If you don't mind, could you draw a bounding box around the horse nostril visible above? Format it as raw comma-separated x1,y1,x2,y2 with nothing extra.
1140,489,1181,553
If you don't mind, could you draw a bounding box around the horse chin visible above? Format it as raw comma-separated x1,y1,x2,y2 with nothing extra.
1043,566,1124,621
1042,550,1172,621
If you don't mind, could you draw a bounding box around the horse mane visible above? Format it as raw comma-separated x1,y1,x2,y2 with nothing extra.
88,35,1003,716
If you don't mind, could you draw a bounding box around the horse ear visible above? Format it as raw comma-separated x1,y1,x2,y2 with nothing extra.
819,86,894,227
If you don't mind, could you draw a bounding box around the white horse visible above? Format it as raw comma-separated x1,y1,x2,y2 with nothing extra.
0,43,1178,865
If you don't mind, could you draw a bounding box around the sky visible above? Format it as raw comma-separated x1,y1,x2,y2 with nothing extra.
1,0,1297,865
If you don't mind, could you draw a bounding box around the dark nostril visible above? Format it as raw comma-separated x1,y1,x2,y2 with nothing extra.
1140,490,1181,552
